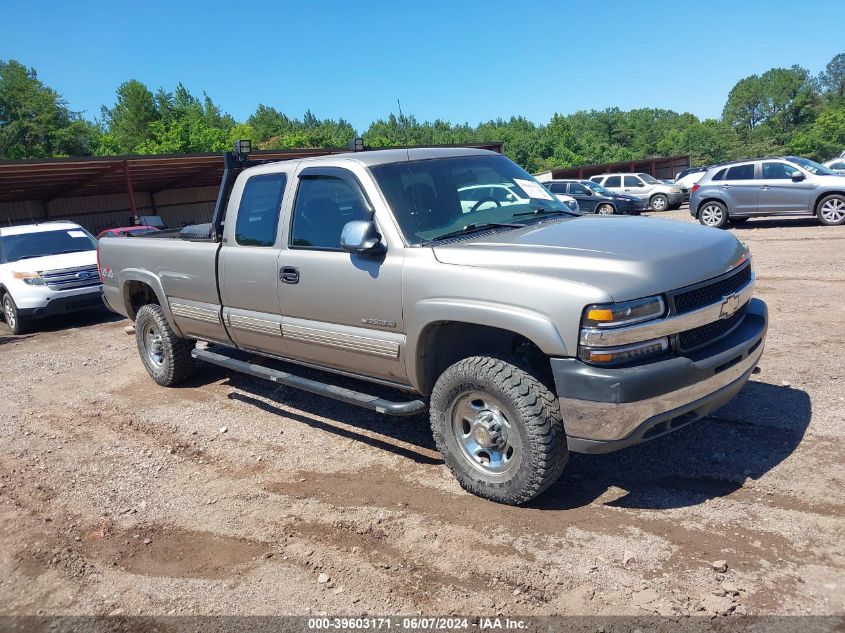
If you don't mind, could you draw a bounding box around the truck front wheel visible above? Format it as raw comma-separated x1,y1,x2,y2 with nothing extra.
135,304,196,386
430,356,568,505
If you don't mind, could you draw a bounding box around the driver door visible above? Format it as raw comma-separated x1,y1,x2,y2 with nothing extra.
277,166,407,383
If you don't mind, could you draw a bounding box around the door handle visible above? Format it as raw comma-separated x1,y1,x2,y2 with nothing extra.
760,185,770,190
280,266,300,284
720,185,731,190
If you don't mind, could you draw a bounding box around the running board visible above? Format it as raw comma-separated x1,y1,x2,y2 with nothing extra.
191,348,426,416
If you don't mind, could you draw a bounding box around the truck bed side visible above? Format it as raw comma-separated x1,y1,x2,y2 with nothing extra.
99,236,229,344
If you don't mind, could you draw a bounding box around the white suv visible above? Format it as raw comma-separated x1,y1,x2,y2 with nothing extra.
0,222,102,334
589,172,684,211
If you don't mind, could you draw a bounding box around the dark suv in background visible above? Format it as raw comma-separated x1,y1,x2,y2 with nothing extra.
547,180,645,215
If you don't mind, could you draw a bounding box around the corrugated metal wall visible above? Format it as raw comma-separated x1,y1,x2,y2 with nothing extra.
0,186,217,234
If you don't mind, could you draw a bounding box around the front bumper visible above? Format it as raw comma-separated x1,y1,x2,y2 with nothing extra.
668,191,685,205
17,286,105,318
552,298,767,454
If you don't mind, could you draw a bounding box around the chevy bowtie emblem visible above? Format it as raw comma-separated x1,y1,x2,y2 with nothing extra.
719,293,740,319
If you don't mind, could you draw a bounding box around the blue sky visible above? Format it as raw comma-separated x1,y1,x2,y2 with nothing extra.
2,0,844,130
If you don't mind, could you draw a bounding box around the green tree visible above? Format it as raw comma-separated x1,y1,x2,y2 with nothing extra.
0,59,96,158
100,80,159,153
819,53,845,104
723,75,765,131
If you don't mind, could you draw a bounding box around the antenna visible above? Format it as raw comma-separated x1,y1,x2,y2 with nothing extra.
26,201,36,224
397,99,410,152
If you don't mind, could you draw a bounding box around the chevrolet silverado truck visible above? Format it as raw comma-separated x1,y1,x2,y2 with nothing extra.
98,145,768,505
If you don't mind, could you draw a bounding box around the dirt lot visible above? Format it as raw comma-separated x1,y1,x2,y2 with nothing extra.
0,209,843,619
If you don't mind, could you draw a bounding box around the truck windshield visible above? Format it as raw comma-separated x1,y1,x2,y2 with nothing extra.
370,154,572,244
0,229,97,263
785,156,836,176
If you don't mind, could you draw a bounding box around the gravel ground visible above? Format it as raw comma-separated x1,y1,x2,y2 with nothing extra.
0,208,842,619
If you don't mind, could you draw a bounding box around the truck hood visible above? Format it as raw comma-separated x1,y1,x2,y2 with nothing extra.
0,250,97,274
432,216,747,301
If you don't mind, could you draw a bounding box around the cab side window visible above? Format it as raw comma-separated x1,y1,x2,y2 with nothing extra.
291,175,370,249
762,162,799,179
623,176,642,187
725,164,755,180
604,176,621,187
235,173,287,247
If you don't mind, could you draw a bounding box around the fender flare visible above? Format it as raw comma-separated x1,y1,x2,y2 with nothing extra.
117,269,184,337
405,298,569,391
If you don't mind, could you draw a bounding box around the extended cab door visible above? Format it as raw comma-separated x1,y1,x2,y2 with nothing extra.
277,165,407,384
218,166,294,355
758,161,812,213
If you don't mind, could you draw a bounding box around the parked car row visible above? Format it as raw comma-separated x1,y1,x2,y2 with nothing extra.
588,173,685,211
689,155,845,227
547,180,646,215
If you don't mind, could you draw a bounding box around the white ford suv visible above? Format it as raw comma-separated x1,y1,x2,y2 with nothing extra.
0,222,102,334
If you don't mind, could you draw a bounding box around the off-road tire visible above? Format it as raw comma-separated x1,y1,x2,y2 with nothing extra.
2,293,29,335
135,304,196,386
430,355,568,505
816,194,845,226
650,194,669,211
596,203,615,215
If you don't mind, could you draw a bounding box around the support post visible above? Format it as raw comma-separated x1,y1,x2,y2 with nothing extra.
123,161,138,224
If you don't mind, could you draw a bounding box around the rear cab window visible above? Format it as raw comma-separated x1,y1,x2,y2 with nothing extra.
604,176,621,187
235,173,287,247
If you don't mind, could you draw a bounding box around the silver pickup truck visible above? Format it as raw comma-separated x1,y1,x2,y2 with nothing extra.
99,146,768,505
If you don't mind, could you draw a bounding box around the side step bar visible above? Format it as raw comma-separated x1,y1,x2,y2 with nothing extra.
191,348,426,417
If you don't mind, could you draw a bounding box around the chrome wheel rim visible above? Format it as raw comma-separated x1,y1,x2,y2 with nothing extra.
3,297,15,330
597,204,613,215
652,196,667,211
701,204,724,226
141,324,165,369
821,198,845,223
449,391,521,477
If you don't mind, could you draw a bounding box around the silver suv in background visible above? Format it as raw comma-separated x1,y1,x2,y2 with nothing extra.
689,156,845,228
589,173,684,211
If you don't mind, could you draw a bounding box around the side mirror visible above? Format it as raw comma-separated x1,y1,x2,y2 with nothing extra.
791,171,806,182
340,220,386,255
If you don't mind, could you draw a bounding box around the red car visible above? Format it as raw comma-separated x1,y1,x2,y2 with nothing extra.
96,226,159,239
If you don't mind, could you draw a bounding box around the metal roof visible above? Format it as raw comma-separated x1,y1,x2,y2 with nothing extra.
0,143,503,204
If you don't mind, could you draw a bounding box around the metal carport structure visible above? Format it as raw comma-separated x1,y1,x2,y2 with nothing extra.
0,143,504,233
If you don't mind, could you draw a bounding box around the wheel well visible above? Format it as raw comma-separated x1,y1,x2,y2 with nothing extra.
125,280,160,319
694,197,726,217
813,191,845,212
416,322,552,395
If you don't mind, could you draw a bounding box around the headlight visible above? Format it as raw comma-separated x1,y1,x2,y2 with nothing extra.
579,295,667,365
582,295,665,328
12,271,46,286
670,187,681,193
579,337,669,364
565,199,579,212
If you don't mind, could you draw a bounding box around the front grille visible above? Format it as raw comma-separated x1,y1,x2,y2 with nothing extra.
38,264,101,291
678,303,748,352
672,263,751,314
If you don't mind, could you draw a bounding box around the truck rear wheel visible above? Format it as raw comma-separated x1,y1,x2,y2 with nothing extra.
135,304,196,386
430,355,568,505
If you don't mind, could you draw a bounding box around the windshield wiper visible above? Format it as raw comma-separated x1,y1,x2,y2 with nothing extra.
59,249,90,254
512,206,578,217
429,222,525,242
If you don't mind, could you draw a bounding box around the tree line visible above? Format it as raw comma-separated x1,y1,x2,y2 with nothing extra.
1,53,844,173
